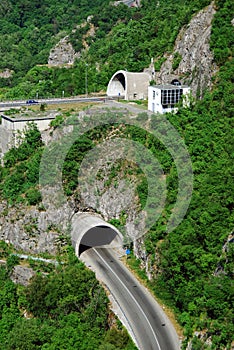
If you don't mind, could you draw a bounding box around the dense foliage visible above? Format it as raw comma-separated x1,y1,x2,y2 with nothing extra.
0,244,136,350
150,59,234,349
210,0,234,65
0,0,212,99
0,122,43,204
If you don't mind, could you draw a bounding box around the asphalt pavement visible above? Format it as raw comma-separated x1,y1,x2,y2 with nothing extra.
81,247,180,350
0,96,109,109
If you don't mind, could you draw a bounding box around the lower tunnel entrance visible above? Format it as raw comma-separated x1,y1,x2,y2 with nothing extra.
71,213,123,257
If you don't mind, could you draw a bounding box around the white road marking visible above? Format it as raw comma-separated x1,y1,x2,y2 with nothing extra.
93,248,162,350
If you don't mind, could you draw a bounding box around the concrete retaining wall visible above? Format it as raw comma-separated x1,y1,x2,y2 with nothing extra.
0,114,55,160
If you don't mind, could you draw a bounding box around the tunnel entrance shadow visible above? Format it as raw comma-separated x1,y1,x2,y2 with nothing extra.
78,226,119,256
79,244,92,256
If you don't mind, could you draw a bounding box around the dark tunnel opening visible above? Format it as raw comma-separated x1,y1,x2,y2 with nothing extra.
78,226,118,256
79,244,92,255
115,73,126,89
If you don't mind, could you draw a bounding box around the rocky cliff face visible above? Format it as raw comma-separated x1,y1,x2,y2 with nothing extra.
0,198,74,254
154,2,218,98
48,36,79,67
48,20,95,67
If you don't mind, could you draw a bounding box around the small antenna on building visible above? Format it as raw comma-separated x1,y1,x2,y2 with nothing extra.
151,57,155,77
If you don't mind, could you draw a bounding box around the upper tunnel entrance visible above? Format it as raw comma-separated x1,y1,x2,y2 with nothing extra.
107,70,150,100
106,72,126,98
71,213,123,256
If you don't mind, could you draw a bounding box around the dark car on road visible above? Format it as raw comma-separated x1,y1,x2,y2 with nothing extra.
26,99,38,104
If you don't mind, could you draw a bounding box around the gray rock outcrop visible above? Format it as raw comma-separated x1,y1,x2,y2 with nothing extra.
0,68,13,78
0,199,73,254
48,36,79,67
155,2,218,98
10,265,35,286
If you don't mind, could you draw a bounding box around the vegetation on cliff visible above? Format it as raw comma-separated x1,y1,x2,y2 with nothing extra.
0,0,212,99
0,0,233,348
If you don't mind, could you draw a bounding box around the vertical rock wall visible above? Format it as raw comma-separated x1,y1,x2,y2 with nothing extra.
155,2,218,98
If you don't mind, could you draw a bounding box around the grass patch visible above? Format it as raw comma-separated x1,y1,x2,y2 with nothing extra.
125,254,148,282
29,101,100,113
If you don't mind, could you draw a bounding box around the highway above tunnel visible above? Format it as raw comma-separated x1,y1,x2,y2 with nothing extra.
0,96,111,109
81,247,180,350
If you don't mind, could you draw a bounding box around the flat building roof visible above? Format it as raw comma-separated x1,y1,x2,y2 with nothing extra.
151,84,189,90
1,113,56,123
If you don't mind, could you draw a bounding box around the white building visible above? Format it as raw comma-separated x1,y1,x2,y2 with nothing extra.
1,114,55,132
148,83,190,114
0,113,56,159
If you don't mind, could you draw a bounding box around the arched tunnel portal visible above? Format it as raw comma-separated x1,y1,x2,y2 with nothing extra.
106,70,126,98
71,213,123,256
107,69,150,100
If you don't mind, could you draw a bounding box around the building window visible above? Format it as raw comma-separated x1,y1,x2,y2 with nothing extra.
161,88,183,107
153,90,155,99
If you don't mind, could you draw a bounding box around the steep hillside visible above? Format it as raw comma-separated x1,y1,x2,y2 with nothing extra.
0,0,110,74
0,0,233,349
0,0,213,99
154,2,218,98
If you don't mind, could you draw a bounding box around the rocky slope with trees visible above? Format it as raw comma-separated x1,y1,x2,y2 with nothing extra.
0,0,233,349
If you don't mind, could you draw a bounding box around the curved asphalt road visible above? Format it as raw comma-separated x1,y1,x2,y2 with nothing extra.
82,247,180,350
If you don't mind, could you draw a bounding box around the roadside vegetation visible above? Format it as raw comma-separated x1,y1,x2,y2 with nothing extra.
0,241,137,350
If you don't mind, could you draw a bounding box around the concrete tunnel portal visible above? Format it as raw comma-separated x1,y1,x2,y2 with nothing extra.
106,69,150,100
107,72,126,97
71,213,123,256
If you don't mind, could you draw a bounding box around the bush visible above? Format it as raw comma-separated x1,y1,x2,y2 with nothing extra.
25,188,42,205
6,255,20,272
172,52,182,70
